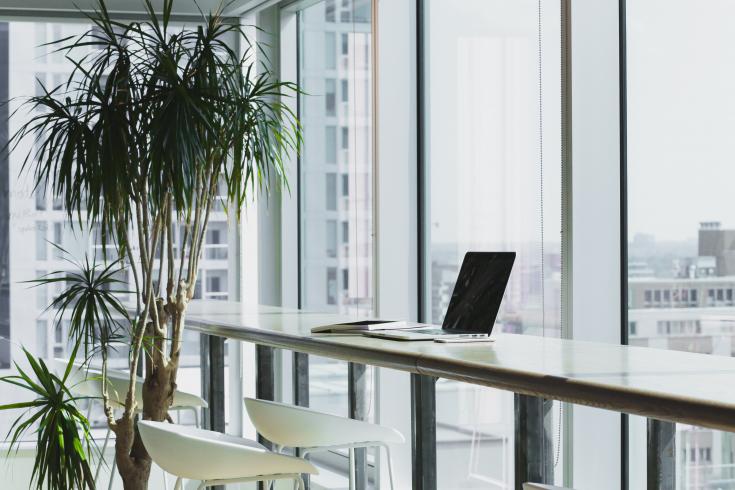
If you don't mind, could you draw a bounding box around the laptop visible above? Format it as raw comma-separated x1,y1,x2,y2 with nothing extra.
365,251,516,341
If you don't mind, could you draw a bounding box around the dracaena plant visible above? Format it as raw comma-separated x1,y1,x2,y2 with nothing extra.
0,342,96,490
6,0,300,488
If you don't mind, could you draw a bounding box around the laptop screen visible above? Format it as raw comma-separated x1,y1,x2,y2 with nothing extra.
441,251,516,333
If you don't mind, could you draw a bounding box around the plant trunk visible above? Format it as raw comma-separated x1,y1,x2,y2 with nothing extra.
113,417,152,490
113,364,175,489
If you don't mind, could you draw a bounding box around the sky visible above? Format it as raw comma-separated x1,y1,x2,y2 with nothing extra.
626,0,735,241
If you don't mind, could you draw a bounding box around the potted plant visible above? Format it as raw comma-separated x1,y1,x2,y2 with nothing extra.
2,0,300,488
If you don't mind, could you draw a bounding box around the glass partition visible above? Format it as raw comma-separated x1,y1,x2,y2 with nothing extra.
421,0,563,487
626,1,735,487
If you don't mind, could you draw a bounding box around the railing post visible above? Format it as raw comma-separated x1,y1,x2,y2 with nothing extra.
200,334,226,433
255,345,276,490
348,362,369,490
255,345,276,446
514,394,554,490
647,419,675,490
294,352,310,489
411,373,436,490
200,334,226,490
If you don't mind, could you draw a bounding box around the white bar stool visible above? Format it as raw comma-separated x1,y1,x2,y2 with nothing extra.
138,420,317,490
54,360,207,488
244,397,405,490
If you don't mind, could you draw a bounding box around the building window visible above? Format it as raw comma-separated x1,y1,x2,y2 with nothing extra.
341,221,349,244
340,78,348,103
326,267,337,305
325,0,335,22
341,126,349,149
326,220,337,258
326,173,337,211
325,78,336,116
35,222,47,261
341,173,349,196
340,32,348,55
325,32,336,70
325,126,337,163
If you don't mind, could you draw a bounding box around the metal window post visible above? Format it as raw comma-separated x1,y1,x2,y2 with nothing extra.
348,362,369,490
294,351,310,489
647,419,675,490
256,345,276,447
200,334,226,433
200,334,226,490
411,373,436,490
514,394,554,490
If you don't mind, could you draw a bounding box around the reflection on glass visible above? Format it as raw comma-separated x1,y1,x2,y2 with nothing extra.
424,0,561,487
627,1,735,487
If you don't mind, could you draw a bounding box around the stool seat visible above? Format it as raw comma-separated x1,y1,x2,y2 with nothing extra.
138,420,318,482
245,397,405,448
55,359,207,409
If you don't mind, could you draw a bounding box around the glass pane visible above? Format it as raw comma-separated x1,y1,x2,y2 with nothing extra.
626,1,735,487
423,0,562,487
299,0,374,486
0,22,233,484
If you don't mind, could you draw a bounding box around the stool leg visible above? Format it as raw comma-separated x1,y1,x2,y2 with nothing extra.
162,470,168,488
174,477,183,490
94,427,111,483
348,448,356,490
107,452,117,490
384,445,396,490
296,476,305,490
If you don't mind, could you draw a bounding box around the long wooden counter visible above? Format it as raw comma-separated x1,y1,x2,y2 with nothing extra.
185,300,735,432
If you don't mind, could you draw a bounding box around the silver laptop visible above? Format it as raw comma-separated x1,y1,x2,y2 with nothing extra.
365,251,515,341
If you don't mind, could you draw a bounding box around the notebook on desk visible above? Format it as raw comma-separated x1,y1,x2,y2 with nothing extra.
310,320,423,334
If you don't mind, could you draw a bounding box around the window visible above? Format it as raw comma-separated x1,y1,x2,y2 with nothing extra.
325,0,335,22
325,78,336,116
299,0,373,314
422,0,562,487
340,33,348,56
340,126,349,150
0,21,235,441
325,32,336,70
326,219,337,257
626,1,735,486
341,173,349,196
35,222,47,260
297,2,374,485
326,173,337,211
325,126,337,163
326,267,337,305
340,78,348,102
